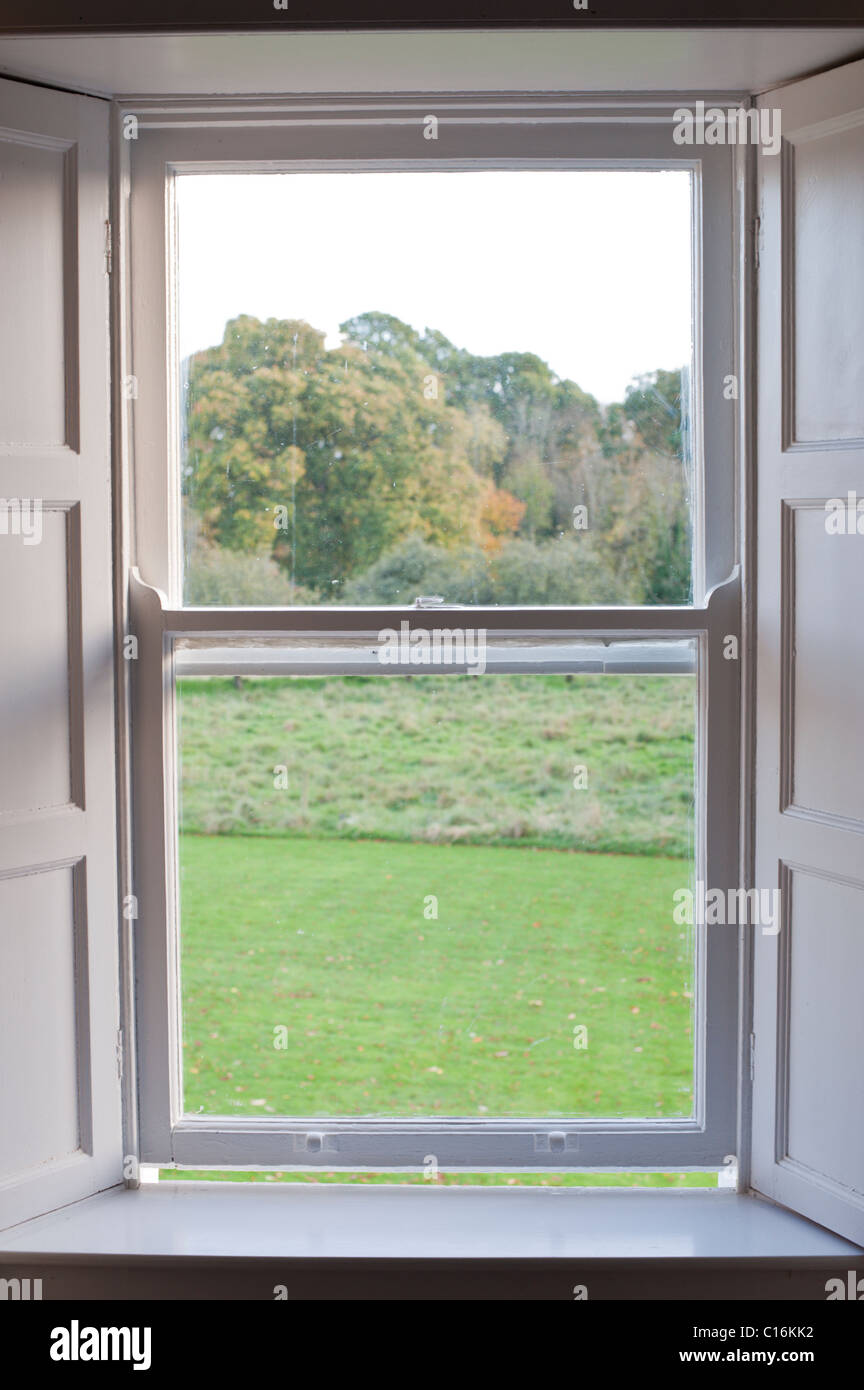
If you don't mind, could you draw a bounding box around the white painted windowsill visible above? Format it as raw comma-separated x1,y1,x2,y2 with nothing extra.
2,1185,862,1262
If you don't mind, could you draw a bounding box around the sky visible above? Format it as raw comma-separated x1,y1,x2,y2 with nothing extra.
176,169,692,406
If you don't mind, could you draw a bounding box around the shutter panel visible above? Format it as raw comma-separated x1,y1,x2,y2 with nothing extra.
0,77,123,1229
751,57,864,1243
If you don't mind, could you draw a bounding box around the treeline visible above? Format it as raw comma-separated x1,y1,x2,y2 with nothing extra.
183,312,692,605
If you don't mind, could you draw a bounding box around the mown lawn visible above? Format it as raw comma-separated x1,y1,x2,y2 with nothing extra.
180,836,694,1119
165,1168,718,1188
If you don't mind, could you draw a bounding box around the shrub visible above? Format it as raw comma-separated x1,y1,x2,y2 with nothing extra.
341,534,635,606
184,540,320,605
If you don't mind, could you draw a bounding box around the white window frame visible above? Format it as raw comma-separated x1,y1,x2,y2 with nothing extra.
120,94,748,1173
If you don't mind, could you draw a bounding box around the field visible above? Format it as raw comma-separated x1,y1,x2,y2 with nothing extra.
180,835,693,1118
170,671,704,1182
178,672,696,856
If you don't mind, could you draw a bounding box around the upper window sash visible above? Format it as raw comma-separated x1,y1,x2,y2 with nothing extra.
120,94,743,613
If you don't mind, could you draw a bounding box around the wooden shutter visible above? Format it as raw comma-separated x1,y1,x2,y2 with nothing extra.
0,77,123,1229
751,57,864,1243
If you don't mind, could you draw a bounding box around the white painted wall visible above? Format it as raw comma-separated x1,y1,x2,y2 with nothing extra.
0,29,863,99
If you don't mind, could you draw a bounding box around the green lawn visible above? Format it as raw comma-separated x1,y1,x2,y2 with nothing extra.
180,835,694,1120
164,1168,718,1188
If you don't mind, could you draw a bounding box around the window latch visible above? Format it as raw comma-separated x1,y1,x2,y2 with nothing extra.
412,595,466,609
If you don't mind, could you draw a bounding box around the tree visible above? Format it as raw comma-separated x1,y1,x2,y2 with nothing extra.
186,315,513,591
184,313,693,607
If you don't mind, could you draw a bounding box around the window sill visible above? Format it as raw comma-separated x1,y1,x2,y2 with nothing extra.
2,1184,861,1263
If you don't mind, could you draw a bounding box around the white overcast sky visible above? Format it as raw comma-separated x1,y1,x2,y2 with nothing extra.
177,170,692,405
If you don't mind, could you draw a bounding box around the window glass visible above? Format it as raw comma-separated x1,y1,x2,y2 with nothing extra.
177,657,697,1120
177,170,695,607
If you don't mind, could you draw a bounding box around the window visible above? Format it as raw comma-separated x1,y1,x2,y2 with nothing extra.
125,95,743,1172
176,167,697,608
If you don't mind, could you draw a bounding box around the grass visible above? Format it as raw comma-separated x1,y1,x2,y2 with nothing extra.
160,1168,718,1187
180,836,694,1120
177,672,695,857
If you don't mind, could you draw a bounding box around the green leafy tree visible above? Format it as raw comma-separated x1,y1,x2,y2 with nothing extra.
184,313,693,606
186,315,514,591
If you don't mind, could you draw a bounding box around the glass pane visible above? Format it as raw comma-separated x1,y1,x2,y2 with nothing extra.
176,653,697,1120
177,170,695,607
